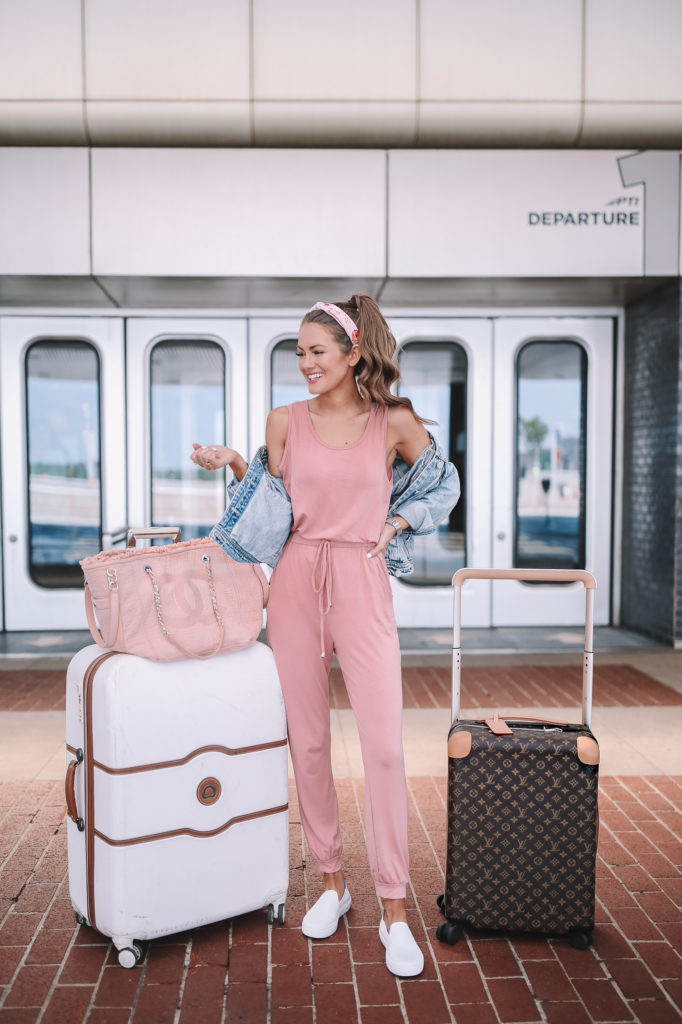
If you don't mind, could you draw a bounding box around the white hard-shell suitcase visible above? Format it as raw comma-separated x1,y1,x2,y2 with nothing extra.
65,642,289,967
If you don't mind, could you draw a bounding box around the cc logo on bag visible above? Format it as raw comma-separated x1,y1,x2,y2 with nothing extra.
197,777,222,805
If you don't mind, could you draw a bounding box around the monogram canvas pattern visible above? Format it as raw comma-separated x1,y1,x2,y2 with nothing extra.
445,722,598,935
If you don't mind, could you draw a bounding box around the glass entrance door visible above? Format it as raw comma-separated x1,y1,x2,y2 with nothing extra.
0,317,126,630
389,318,493,628
125,318,247,536
255,316,494,628
491,318,613,625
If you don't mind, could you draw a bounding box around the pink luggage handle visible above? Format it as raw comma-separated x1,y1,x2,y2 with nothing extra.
451,567,596,729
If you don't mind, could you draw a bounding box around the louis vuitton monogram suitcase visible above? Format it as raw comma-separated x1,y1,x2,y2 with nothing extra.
437,568,599,950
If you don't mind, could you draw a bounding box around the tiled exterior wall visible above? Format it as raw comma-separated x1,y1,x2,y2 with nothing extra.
1,0,682,146
621,279,682,644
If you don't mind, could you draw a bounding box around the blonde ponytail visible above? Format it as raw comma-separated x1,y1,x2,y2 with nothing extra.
301,294,429,423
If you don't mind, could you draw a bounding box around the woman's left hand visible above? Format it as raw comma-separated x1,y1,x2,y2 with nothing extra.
367,518,407,559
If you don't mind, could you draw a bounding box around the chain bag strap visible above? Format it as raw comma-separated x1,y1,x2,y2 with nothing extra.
83,568,120,649
144,551,226,660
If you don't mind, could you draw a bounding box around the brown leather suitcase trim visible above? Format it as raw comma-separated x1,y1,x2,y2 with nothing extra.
577,735,600,765
93,801,289,847
92,738,287,776
83,651,119,931
448,731,472,759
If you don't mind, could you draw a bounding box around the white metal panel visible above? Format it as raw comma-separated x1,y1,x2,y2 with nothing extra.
388,318,493,628
125,318,248,531
91,150,387,278
585,0,682,101
84,0,250,99
0,149,90,275
420,0,582,101
0,0,82,99
491,317,613,626
388,150,644,278
253,0,416,100
0,316,126,630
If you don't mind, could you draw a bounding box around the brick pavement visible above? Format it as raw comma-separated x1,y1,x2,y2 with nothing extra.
2,664,681,714
331,665,682,711
1,769,681,1023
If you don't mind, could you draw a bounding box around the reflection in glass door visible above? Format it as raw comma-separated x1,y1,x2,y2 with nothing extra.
270,338,308,408
0,317,126,630
26,341,103,586
149,340,227,539
515,341,587,571
398,342,467,584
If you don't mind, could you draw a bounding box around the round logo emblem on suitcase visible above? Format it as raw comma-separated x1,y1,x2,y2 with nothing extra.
197,777,222,805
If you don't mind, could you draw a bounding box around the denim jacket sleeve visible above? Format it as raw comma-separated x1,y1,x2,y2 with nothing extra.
384,433,461,577
210,446,292,567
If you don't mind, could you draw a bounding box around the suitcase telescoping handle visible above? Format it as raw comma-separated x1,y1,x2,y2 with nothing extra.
126,527,181,547
451,567,597,728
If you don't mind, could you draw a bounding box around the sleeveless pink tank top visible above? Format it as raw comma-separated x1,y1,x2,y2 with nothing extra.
279,400,391,543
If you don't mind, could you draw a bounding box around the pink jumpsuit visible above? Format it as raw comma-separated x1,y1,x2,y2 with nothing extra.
266,400,409,899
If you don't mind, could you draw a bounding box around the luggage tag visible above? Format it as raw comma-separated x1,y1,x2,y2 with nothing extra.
482,713,513,735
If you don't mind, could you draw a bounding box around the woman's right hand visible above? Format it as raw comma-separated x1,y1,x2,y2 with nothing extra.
191,443,248,480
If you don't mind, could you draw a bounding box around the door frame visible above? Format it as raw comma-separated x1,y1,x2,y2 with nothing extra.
0,316,126,630
125,317,248,532
250,315,494,627
248,317,302,456
388,317,494,628
491,316,614,626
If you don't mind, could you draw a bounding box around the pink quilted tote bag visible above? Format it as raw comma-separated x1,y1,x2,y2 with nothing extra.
80,536,268,661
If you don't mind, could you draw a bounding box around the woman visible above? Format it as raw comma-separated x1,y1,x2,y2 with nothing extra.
192,295,460,976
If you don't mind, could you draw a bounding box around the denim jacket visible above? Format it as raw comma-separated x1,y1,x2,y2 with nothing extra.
210,434,460,577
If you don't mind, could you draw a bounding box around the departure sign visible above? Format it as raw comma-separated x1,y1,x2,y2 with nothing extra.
388,150,680,278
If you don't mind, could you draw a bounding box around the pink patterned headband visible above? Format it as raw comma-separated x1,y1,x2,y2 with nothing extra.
308,302,359,345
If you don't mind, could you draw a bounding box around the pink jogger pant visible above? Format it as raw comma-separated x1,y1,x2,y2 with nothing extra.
267,536,409,899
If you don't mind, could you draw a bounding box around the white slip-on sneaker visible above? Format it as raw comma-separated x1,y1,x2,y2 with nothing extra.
301,885,352,939
379,915,424,977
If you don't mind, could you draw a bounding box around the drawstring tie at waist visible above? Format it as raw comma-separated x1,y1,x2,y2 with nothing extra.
289,534,373,657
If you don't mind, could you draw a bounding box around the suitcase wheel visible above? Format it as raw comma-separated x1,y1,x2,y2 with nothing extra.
74,912,90,928
117,943,143,969
567,928,593,951
267,902,286,925
436,921,461,946
436,893,445,915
